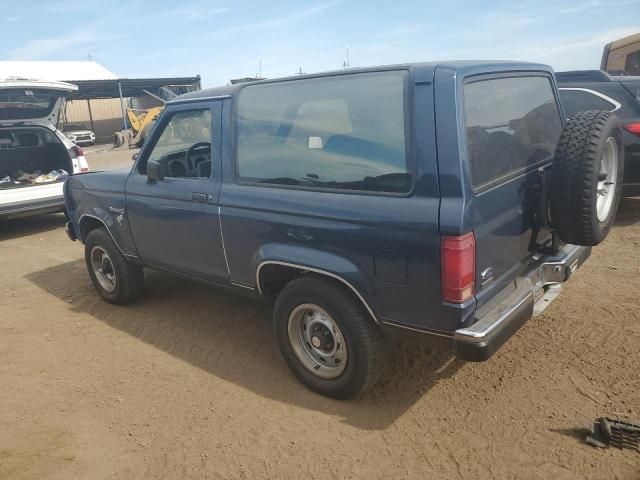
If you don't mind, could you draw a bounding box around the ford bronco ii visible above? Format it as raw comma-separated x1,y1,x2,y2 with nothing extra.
64,61,624,398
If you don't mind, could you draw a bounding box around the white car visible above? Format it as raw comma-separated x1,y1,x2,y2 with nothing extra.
0,78,89,220
61,123,96,146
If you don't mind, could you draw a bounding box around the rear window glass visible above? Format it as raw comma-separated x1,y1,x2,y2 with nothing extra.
236,71,410,193
559,89,617,117
463,76,562,189
624,51,640,76
0,88,58,120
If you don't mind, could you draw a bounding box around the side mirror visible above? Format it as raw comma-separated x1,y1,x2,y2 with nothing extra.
147,159,164,183
132,153,139,162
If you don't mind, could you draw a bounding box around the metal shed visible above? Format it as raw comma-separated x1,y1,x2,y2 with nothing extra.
0,61,201,143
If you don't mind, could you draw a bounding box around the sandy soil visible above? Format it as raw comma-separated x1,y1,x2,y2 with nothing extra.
1,155,639,479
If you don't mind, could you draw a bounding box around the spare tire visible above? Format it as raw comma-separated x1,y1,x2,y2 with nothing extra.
549,110,624,246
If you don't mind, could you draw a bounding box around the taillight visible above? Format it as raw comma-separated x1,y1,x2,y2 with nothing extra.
73,145,84,157
441,232,476,303
623,122,640,136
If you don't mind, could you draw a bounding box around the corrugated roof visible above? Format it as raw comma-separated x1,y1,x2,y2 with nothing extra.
68,77,202,99
0,61,117,81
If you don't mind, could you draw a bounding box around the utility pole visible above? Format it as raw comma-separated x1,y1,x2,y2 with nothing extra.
343,46,350,69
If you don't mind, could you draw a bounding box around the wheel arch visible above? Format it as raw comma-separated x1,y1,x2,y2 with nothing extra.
78,214,105,243
77,214,135,261
254,244,380,325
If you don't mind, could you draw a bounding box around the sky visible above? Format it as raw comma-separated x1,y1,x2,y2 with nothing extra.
1,0,639,87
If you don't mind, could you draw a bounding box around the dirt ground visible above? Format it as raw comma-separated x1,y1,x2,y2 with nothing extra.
1,147,639,479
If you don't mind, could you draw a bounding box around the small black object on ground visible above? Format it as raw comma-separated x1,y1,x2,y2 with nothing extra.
586,417,640,451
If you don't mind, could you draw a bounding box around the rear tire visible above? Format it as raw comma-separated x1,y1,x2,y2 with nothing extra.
85,227,144,304
273,275,385,399
550,110,624,246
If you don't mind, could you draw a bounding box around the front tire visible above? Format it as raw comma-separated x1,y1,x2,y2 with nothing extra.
85,227,144,304
273,275,385,399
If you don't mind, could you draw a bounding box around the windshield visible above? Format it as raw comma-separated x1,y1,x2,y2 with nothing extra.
0,88,59,120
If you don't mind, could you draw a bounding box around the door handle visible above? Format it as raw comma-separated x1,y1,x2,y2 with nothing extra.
192,192,209,202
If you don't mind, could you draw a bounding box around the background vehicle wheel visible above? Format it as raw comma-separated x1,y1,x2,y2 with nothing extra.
550,110,624,246
273,274,385,399
113,131,124,148
84,227,144,304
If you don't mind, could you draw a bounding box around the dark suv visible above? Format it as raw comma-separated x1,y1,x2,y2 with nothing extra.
556,70,640,196
64,61,624,398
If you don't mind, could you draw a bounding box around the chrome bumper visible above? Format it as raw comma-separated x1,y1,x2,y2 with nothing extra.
454,244,591,361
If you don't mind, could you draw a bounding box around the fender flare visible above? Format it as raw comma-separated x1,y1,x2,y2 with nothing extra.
77,213,132,259
254,243,380,325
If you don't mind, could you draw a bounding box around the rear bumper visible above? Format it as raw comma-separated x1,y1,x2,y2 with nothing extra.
454,243,591,361
0,195,64,220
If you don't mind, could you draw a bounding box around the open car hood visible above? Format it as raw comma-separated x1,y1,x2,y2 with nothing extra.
0,78,78,126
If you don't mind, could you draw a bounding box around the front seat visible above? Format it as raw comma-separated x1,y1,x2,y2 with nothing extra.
196,160,211,178
19,133,39,147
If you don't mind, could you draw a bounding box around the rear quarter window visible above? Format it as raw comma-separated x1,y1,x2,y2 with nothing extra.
236,71,411,193
625,51,640,76
463,75,563,190
558,89,618,117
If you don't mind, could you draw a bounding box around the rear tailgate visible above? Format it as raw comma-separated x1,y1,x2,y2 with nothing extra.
460,73,564,306
0,79,77,125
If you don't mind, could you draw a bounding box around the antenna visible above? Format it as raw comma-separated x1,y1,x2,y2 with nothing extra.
343,46,350,69
259,60,262,78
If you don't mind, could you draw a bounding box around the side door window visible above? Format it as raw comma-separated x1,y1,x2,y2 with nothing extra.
139,109,212,179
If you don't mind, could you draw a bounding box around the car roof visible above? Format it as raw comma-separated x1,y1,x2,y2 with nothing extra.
171,60,554,103
556,69,640,83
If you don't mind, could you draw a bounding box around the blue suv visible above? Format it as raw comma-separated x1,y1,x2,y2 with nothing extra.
64,61,624,398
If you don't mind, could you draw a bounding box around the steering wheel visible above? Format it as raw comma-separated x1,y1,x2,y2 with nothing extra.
185,142,211,171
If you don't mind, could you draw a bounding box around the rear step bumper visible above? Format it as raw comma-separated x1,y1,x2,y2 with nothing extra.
454,243,591,362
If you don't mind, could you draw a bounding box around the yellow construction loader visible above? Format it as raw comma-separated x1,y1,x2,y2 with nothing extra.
112,106,163,148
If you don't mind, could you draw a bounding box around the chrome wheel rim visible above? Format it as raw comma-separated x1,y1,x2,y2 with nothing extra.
90,246,117,293
287,304,347,379
596,137,618,222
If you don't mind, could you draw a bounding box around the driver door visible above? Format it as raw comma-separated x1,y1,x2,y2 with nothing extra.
125,101,228,282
